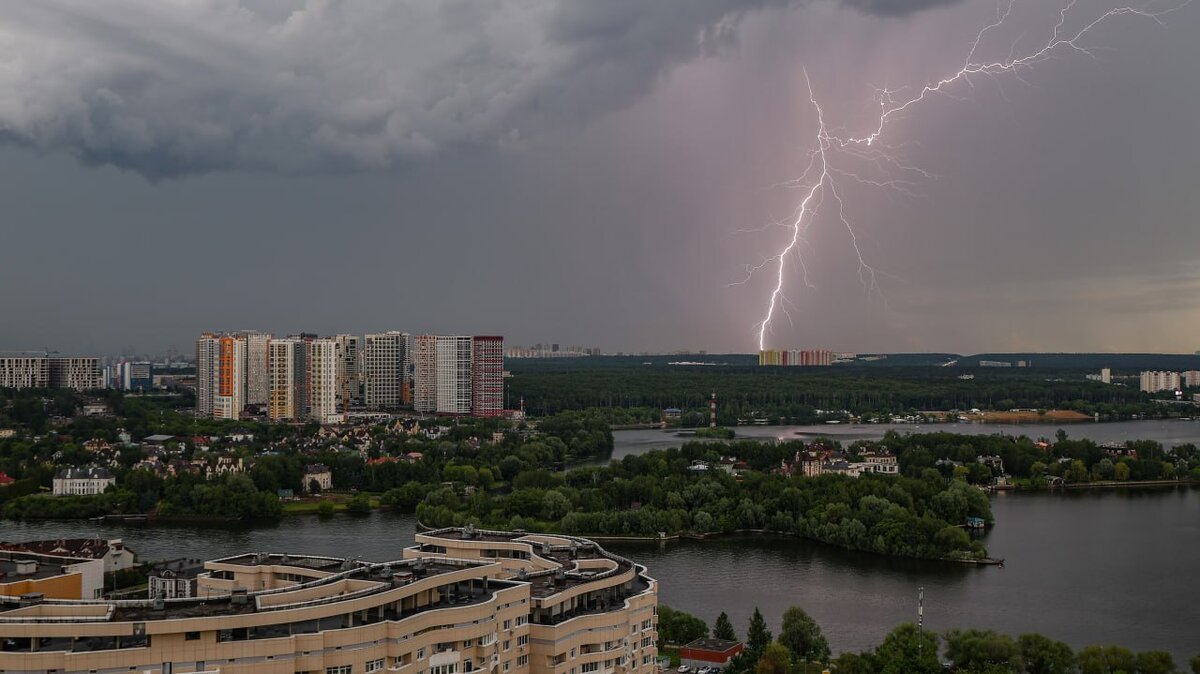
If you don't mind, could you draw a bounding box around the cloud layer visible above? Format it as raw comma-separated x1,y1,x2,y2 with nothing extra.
0,0,959,178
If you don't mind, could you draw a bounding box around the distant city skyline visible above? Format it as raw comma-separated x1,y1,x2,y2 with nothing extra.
1,1,1197,354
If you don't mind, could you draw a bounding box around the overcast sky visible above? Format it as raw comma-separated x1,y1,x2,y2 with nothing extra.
1,0,1196,356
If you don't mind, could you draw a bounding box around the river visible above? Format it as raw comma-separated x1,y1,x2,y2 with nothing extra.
608,419,1200,462
4,488,1198,662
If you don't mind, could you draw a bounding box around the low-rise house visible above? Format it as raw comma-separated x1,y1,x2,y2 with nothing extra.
0,537,136,573
680,638,745,670
52,466,116,496
303,464,333,493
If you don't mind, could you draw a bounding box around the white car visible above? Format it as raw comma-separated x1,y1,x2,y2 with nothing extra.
677,667,691,674
698,667,712,674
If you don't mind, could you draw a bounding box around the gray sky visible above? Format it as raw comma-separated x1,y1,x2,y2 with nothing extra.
1,0,1197,356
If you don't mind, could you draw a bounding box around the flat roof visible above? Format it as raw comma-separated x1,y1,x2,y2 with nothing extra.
684,638,743,652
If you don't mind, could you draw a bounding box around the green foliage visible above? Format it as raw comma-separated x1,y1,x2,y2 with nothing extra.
747,608,773,658
755,643,792,674
656,605,708,646
317,499,336,517
1076,645,1136,674
346,492,373,515
1134,651,1176,674
1189,653,1200,674
874,624,940,674
156,473,281,520
714,611,738,641
943,629,1022,673
778,606,830,665
1018,633,1075,674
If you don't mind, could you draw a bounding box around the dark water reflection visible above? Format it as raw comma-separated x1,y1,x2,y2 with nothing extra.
4,489,1197,661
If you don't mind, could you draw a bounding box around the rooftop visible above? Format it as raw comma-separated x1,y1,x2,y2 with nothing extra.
684,638,743,652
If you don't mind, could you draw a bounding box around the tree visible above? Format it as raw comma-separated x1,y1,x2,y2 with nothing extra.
747,608,773,658
1077,645,1136,674
1017,633,1074,674
755,643,792,674
778,606,830,668
830,652,877,674
657,606,708,646
1189,653,1200,674
714,611,738,641
1134,651,1176,674
317,499,335,517
308,478,322,495
873,624,939,674
942,629,1021,673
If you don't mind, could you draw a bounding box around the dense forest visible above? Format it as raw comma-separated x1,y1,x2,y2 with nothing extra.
417,441,995,562
504,364,1169,422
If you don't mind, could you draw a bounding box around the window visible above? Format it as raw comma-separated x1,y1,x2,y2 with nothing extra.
503,620,512,630
517,636,528,647
641,620,652,631
367,659,385,673
581,663,599,674
185,632,200,641
640,638,652,649
463,640,473,648
569,649,575,658
327,666,353,674
516,656,528,667
503,641,511,652
431,664,458,674
504,662,511,672
514,616,528,627
417,649,426,660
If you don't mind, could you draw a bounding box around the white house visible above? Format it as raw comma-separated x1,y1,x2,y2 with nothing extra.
52,466,116,496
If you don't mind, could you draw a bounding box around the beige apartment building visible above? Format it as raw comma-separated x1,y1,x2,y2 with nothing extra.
0,528,659,674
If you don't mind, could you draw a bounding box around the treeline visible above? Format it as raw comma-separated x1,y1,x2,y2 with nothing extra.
418,441,993,561
880,431,1200,485
2,473,281,521
660,604,1200,674
504,365,1162,421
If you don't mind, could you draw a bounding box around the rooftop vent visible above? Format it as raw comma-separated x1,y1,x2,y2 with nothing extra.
413,560,427,578
230,587,249,605
392,571,414,585
516,569,529,582
553,568,566,585
463,523,477,539
152,593,166,611
14,559,37,576
19,592,44,607
513,529,526,535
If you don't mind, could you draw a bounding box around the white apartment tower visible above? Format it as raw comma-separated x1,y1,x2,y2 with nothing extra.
363,332,410,410
241,331,272,407
268,339,305,421
412,334,438,413
435,335,473,415
334,334,362,410
195,335,219,418
1140,371,1181,393
306,338,341,424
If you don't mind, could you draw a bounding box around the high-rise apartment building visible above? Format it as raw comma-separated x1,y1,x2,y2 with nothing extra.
413,334,438,413
364,332,411,410
1183,370,1200,388
436,335,473,415
472,336,504,418
334,334,363,410
195,334,219,418
1140,371,1181,393
0,354,51,389
241,331,272,406
213,336,246,420
268,338,305,421
306,338,341,424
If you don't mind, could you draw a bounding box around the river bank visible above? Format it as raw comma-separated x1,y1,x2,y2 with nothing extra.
3,489,1196,662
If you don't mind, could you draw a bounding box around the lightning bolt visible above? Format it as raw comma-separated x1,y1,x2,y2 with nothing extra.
749,0,1189,351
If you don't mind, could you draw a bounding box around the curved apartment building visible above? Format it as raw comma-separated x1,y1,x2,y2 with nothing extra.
0,528,658,674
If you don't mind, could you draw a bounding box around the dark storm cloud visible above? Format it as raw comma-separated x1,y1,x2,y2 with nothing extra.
840,0,966,16
0,0,961,179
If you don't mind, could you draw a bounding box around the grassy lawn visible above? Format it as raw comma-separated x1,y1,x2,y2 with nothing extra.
281,493,382,515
